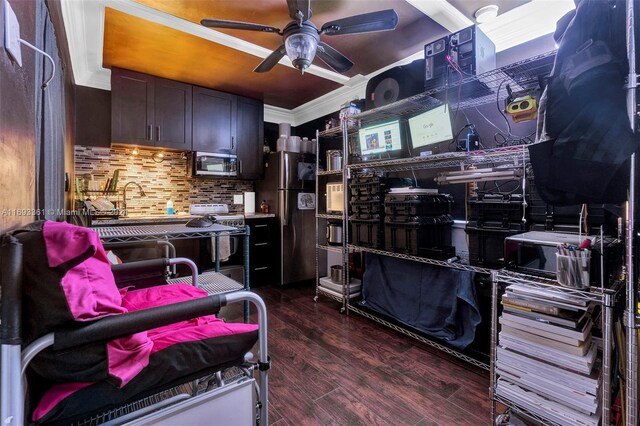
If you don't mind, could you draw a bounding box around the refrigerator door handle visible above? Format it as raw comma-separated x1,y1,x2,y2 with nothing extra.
280,193,288,226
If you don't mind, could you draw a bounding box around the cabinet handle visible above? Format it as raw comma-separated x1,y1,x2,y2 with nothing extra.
255,242,268,246
254,224,268,228
239,160,243,175
254,267,268,271
156,126,160,142
231,136,235,149
147,124,153,140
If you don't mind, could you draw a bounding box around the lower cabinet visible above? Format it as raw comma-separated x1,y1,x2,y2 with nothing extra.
247,217,279,286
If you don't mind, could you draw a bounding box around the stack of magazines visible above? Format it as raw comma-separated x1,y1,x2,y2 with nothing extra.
495,283,600,425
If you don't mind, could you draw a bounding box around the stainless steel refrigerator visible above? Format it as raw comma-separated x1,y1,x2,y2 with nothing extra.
256,151,318,285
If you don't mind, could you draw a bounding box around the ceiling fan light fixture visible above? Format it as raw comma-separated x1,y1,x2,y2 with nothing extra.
284,26,319,73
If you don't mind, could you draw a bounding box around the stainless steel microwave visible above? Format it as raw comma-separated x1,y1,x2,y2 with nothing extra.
192,152,237,177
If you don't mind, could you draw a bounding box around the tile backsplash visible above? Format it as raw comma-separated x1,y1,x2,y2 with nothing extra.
74,146,254,215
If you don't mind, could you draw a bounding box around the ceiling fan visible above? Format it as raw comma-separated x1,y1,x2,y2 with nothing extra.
201,0,398,74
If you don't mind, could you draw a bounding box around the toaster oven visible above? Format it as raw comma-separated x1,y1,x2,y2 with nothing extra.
326,183,344,213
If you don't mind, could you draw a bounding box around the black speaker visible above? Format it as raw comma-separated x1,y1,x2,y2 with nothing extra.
365,59,425,110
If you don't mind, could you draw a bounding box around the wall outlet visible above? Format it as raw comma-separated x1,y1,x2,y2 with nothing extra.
233,194,243,205
4,0,22,66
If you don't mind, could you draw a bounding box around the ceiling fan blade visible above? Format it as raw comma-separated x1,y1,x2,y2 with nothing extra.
286,0,312,21
201,18,281,34
316,42,353,73
320,9,398,36
254,45,287,73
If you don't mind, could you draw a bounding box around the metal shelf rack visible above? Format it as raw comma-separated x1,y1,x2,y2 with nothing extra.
347,303,489,370
347,145,528,173
490,270,621,426
348,244,493,275
352,51,556,125
314,122,351,311
310,48,551,374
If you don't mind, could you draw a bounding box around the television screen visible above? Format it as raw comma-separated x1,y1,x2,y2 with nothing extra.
358,120,402,157
408,105,454,150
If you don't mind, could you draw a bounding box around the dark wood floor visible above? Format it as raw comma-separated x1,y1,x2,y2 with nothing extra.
224,284,491,425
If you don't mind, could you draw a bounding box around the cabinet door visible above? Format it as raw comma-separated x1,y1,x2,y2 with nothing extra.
111,68,154,146
248,218,278,286
154,77,192,150
236,97,264,179
192,87,237,153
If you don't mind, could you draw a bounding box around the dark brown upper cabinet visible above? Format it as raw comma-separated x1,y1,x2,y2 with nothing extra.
236,97,264,180
192,87,237,153
111,68,192,150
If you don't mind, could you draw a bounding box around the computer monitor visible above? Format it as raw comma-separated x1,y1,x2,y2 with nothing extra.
358,120,403,158
408,104,454,155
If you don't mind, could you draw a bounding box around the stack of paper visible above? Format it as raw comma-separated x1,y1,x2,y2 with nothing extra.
496,284,601,424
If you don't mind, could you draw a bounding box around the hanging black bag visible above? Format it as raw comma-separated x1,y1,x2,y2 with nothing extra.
529,0,636,205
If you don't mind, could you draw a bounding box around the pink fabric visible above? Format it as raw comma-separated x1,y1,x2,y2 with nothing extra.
121,284,258,354
33,284,257,422
32,382,93,422
42,221,153,387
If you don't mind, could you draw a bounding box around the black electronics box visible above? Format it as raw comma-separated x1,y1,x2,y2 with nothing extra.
424,25,496,92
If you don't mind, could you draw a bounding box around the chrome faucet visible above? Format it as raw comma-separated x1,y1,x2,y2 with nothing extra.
122,181,146,216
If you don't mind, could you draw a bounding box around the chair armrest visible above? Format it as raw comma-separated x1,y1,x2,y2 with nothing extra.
111,257,198,287
53,294,227,351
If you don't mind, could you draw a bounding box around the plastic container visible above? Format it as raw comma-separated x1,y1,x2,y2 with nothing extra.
556,252,591,289
350,218,384,249
166,200,174,215
465,222,523,268
384,193,453,217
384,215,453,255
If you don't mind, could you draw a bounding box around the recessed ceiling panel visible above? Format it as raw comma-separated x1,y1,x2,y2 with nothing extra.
132,0,447,76
103,8,341,109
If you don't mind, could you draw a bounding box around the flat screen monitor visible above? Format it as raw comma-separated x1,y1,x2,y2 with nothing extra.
358,120,403,158
408,105,454,152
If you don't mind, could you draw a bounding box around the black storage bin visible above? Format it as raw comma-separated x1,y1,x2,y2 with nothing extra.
349,199,383,218
465,222,524,268
350,217,384,248
350,176,413,198
468,194,526,228
384,214,453,255
528,179,619,235
384,193,452,217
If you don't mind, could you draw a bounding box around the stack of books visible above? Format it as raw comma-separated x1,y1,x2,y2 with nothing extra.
495,283,600,425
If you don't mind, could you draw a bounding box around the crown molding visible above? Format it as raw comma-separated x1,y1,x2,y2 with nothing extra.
264,105,296,125
405,0,472,32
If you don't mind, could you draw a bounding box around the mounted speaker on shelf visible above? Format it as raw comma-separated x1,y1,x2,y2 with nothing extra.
365,59,425,110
